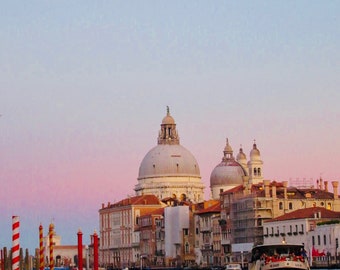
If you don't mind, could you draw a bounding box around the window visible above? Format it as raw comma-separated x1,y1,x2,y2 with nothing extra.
289,202,293,210
318,235,321,245
327,203,331,210
279,202,283,210
258,168,261,176
183,228,189,236
324,235,327,245
185,242,189,254
312,236,315,246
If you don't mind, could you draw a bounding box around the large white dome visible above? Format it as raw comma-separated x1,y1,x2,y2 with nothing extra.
138,144,200,180
135,107,204,203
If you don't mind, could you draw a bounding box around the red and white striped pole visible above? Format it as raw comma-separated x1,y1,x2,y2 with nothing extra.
49,223,54,270
39,224,44,270
12,216,20,270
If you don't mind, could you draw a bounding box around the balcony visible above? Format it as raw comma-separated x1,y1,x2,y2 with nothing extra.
200,226,212,232
221,238,231,245
155,250,165,256
201,244,213,252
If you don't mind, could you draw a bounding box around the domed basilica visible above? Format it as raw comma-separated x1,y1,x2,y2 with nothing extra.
135,107,264,202
210,138,263,199
134,107,205,203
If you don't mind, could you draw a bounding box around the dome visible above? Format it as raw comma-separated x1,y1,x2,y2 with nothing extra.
236,147,246,161
250,142,261,160
135,107,204,203
210,139,247,187
210,159,246,186
162,106,175,125
162,114,175,125
138,141,200,180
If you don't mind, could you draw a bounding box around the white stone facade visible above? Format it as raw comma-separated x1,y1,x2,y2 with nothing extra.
164,206,189,259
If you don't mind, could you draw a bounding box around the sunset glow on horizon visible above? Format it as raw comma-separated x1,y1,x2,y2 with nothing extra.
0,1,339,252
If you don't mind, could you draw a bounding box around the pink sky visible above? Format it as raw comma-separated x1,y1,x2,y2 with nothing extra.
0,1,339,253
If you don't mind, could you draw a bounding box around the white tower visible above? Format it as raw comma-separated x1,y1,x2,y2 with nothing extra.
247,140,264,184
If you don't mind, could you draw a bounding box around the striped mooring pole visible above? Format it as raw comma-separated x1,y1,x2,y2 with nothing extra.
39,224,44,270
12,216,20,270
49,223,54,270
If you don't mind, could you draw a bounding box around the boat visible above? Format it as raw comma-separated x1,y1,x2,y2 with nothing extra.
248,243,310,270
226,263,242,270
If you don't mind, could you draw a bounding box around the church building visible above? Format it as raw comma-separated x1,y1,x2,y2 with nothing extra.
134,107,205,203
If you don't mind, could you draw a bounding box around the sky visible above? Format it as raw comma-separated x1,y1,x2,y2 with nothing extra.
0,1,339,253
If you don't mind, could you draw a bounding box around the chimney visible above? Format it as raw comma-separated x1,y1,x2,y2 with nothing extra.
324,181,328,192
283,181,288,200
264,180,270,198
272,183,277,199
242,176,249,195
332,181,339,199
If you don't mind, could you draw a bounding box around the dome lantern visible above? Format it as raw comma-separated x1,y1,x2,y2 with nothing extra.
158,106,179,145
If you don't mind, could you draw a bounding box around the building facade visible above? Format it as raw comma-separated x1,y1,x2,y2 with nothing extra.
99,195,164,269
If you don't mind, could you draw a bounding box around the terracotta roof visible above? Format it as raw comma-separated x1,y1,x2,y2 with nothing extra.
266,207,340,222
251,182,336,200
109,194,161,208
220,184,244,195
196,201,221,214
140,207,164,217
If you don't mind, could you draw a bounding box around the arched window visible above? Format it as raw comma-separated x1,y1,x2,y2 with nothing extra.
257,215,262,226
327,203,331,210
258,168,261,176
279,202,283,210
256,201,261,208
56,255,61,267
185,242,189,254
254,168,257,176
289,202,293,210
